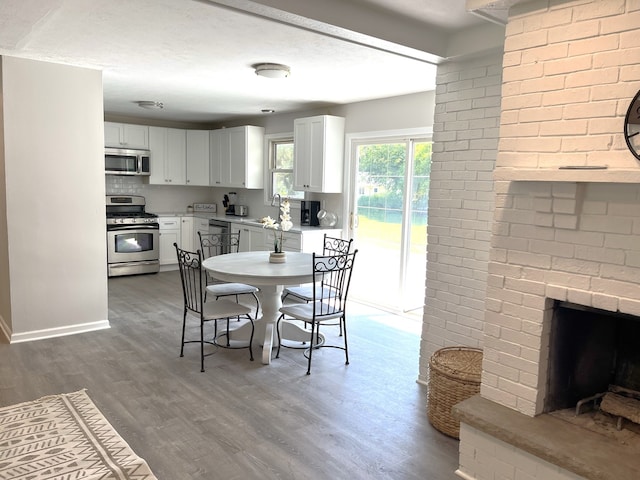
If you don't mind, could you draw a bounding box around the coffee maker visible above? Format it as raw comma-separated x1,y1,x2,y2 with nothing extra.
223,192,237,215
300,200,321,226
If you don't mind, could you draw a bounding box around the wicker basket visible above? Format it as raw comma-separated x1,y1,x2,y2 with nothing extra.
427,346,483,439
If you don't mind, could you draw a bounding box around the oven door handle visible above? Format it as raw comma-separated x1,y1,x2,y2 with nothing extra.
107,224,159,231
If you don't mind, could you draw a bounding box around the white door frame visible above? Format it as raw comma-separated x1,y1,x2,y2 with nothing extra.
342,127,432,310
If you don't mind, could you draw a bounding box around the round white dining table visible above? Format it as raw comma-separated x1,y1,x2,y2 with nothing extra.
202,250,316,364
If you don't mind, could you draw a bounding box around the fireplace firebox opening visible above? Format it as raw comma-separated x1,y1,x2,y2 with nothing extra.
545,301,640,414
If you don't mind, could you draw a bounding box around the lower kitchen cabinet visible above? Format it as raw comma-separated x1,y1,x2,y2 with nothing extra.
232,224,266,252
193,216,210,248
181,216,194,251
159,217,181,265
264,230,302,252
159,215,342,267
233,223,340,254
159,215,217,267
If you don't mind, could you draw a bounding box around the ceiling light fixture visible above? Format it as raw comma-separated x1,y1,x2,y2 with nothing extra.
254,63,290,79
135,101,164,110
261,109,276,114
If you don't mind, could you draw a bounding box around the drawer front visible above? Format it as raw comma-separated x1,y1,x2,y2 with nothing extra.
159,217,180,229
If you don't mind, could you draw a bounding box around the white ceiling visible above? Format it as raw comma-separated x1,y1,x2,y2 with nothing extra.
0,0,503,124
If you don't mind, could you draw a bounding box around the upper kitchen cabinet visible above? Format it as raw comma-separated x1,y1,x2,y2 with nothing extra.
104,122,149,149
293,115,345,193
210,126,264,189
148,127,187,185
186,130,210,186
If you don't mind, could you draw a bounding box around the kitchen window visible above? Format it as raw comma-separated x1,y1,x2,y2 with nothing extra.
268,136,303,201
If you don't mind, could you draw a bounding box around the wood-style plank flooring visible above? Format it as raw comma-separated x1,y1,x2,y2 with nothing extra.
0,271,460,479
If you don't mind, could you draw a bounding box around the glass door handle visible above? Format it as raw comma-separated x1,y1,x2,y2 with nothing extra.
350,212,359,229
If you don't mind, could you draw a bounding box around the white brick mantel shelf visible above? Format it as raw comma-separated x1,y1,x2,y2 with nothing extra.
494,167,640,183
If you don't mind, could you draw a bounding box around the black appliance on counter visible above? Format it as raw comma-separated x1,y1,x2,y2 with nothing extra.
222,192,237,215
301,200,321,226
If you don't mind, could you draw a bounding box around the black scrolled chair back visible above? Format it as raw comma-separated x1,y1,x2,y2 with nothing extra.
198,231,241,285
312,251,358,319
323,235,353,255
198,231,241,258
175,245,206,315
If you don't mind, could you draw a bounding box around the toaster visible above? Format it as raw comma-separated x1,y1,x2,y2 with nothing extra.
235,205,249,217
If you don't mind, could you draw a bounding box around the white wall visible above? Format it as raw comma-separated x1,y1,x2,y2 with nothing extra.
0,56,109,342
0,59,9,338
232,91,435,135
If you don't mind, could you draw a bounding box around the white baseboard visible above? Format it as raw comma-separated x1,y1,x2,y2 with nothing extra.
9,320,111,343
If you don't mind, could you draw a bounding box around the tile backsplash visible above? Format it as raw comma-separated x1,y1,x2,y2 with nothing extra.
105,175,215,213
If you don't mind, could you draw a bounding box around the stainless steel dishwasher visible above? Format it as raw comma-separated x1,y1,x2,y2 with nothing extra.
207,219,232,253
209,218,231,235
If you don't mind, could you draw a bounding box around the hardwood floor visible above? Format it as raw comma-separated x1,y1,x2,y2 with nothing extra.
0,271,460,480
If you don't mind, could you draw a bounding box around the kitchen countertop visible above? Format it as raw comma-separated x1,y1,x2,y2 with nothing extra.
155,211,341,234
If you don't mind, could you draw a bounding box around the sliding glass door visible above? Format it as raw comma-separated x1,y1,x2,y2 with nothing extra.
347,135,431,313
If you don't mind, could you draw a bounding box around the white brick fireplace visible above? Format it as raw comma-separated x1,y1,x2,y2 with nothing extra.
422,1,640,479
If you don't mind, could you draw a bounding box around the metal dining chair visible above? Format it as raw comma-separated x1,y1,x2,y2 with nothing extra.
198,231,260,316
174,243,255,372
276,250,358,374
281,234,353,336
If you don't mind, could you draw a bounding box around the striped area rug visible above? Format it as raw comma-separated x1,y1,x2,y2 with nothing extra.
0,390,157,480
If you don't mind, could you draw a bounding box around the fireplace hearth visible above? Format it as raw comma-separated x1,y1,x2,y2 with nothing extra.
455,394,640,480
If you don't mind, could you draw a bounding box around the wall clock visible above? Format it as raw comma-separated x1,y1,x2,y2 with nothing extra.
624,89,640,161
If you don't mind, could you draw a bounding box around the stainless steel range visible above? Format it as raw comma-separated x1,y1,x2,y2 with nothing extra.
106,195,159,277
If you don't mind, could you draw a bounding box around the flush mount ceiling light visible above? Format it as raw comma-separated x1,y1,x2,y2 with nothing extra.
135,101,164,110
254,63,290,79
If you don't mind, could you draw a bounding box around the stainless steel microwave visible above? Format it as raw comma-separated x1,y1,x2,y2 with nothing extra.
105,147,151,175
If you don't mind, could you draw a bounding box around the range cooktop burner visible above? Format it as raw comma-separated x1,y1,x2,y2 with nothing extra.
106,212,158,218
107,213,158,225
105,195,157,225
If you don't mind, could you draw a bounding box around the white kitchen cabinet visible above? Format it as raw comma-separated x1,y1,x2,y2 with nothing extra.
209,126,264,189
181,216,194,251
264,230,302,252
186,130,210,186
232,224,266,252
209,129,224,187
193,216,210,248
159,217,181,265
293,115,345,193
104,122,149,149
149,127,187,185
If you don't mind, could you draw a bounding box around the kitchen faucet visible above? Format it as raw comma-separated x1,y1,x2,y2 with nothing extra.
271,193,282,211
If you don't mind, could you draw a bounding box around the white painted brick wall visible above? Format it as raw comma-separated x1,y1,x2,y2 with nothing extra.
457,424,587,480
498,0,640,172
454,1,640,478
482,0,640,415
485,181,640,414
419,52,503,382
